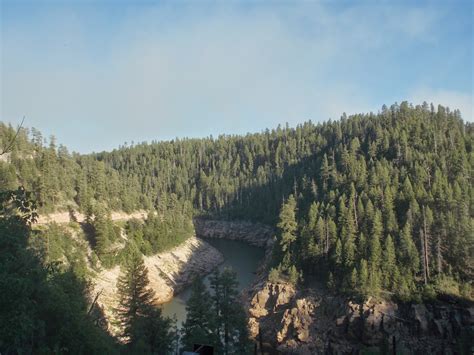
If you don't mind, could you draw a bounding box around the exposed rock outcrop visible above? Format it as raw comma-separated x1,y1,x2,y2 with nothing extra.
194,218,274,248
277,298,315,344
249,282,296,319
248,281,474,354
35,210,149,225
92,236,223,335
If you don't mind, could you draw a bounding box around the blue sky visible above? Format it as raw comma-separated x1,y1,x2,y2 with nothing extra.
1,0,473,153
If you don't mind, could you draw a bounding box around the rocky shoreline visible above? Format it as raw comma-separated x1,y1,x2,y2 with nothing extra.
92,236,224,335
194,218,275,248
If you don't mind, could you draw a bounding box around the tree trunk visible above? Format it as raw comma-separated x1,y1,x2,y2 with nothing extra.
422,207,430,282
353,194,358,230
420,229,428,285
436,233,442,275
325,219,329,257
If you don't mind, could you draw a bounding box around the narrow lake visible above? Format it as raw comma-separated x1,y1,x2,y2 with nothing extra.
161,238,265,327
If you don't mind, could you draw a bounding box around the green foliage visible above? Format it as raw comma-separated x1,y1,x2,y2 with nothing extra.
268,267,281,283
0,187,116,353
207,268,252,355
288,265,300,285
276,194,298,270
30,223,90,279
1,101,473,315
181,278,218,352
422,284,437,301
116,249,173,352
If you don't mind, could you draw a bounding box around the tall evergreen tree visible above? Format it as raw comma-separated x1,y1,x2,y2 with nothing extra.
116,250,172,352
181,278,218,352
382,234,397,289
368,211,383,293
277,194,298,271
210,268,251,355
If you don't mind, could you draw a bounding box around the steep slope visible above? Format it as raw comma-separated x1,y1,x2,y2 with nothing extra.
2,102,473,352
93,236,223,336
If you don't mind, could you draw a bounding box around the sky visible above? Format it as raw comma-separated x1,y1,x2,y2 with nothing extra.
1,0,473,153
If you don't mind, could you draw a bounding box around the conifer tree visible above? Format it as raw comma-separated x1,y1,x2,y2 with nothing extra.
181,278,217,352
277,194,298,270
368,211,383,293
383,186,398,235
399,222,420,276
382,234,397,289
210,268,251,355
116,250,172,352
358,259,369,296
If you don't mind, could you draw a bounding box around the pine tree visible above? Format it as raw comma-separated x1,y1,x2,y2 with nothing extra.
350,267,358,289
315,216,326,252
383,186,398,235
210,268,251,355
420,205,433,285
369,211,383,269
382,234,397,289
277,195,298,270
91,204,118,267
116,250,172,352
368,211,383,293
399,222,420,277
358,259,369,296
334,238,343,267
181,278,217,352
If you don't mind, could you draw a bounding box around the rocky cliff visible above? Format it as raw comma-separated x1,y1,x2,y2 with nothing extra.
92,236,224,336
247,281,474,354
194,219,474,353
194,218,275,248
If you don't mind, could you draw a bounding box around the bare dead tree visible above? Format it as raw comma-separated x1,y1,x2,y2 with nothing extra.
0,116,25,156
87,290,103,316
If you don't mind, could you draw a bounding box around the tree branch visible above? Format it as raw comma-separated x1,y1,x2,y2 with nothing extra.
0,116,25,156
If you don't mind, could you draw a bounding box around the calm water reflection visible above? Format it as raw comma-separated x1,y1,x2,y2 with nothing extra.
161,238,265,327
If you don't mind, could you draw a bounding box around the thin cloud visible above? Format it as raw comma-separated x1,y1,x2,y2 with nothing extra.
1,2,471,152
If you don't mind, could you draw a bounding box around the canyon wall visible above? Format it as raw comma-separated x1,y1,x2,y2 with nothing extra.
247,281,474,354
92,236,224,336
194,218,275,248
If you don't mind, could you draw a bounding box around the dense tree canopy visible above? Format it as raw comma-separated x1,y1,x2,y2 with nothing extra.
181,269,250,354
0,101,473,352
0,188,117,354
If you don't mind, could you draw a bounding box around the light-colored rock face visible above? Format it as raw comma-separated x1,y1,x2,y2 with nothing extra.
35,210,149,225
92,236,224,336
194,219,274,247
248,281,322,354
277,298,315,344
249,282,296,319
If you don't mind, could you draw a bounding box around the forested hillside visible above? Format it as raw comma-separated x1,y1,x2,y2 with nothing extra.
1,101,473,316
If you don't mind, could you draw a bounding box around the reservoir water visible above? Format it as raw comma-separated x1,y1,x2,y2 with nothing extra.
161,238,265,327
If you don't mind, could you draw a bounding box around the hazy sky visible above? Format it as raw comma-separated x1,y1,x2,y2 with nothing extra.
1,0,473,153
